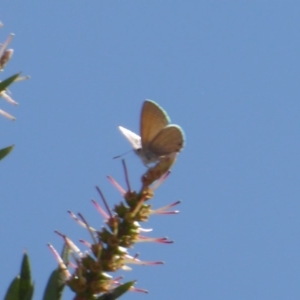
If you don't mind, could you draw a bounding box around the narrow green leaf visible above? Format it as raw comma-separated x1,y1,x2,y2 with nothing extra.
96,281,135,300
0,145,14,161
61,244,71,265
4,276,20,300
19,253,34,300
0,73,20,93
42,269,65,300
23,286,34,300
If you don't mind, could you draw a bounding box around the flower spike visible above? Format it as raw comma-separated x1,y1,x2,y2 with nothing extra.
50,104,184,298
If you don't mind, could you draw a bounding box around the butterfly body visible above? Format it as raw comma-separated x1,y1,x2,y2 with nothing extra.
119,100,184,166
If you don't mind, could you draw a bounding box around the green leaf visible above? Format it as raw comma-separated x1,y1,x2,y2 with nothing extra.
23,287,34,300
96,281,135,300
0,145,14,161
19,253,34,300
0,73,20,93
4,254,34,300
42,269,65,300
60,244,71,266
43,245,69,300
4,276,20,300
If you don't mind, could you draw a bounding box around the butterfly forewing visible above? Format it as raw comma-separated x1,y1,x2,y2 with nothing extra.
148,125,184,156
118,126,141,150
140,100,170,148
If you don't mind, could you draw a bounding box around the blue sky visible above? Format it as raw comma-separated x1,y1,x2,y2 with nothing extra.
2,1,300,299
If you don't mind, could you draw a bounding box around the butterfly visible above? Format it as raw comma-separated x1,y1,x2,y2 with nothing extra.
119,100,184,166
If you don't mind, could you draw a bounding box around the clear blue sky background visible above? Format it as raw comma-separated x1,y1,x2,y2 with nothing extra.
1,2,300,300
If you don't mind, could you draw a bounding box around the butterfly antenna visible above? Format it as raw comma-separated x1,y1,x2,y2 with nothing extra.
113,149,133,160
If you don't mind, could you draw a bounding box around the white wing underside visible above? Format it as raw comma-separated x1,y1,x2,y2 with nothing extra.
118,126,141,149
118,125,160,165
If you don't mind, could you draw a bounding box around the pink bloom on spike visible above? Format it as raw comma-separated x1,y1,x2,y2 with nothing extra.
48,243,71,279
91,199,110,220
0,49,13,71
0,108,15,120
137,235,174,244
151,200,181,215
107,175,126,195
124,254,164,266
0,33,14,70
1,91,18,105
68,211,96,231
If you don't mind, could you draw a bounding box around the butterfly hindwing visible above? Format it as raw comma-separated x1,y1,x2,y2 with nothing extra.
140,100,170,148
147,125,184,157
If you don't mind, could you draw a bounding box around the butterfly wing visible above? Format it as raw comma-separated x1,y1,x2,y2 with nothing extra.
118,126,141,150
140,100,170,148
148,125,184,156
119,100,184,166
